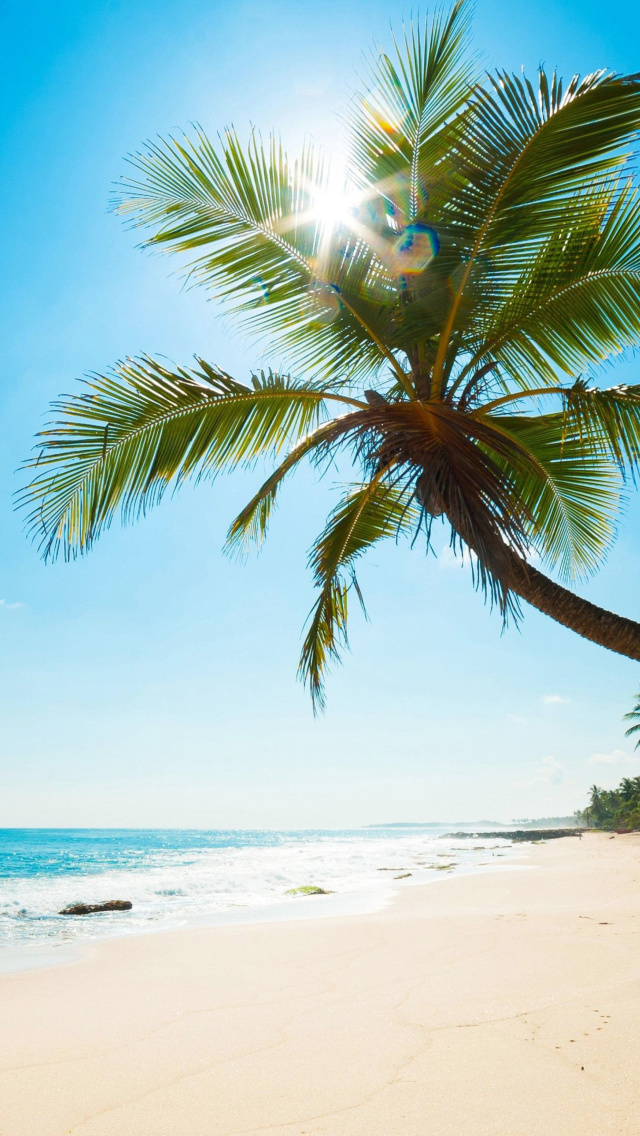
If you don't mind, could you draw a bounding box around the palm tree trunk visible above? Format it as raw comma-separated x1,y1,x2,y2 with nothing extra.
498,546,640,661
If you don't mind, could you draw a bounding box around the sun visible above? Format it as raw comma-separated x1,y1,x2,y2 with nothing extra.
310,168,361,235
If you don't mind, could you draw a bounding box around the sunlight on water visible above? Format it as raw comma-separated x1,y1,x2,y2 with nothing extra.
0,828,519,955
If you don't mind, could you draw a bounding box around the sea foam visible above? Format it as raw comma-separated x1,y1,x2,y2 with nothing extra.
0,827,517,959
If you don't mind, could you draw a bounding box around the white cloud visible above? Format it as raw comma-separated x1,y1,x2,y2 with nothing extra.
526,755,566,785
438,544,476,570
588,749,634,766
439,542,538,572
541,694,570,705
0,599,23,611
540,755,565,784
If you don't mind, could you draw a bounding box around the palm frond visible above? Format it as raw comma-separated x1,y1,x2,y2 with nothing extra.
345,0,476,212
20,357,360,560
224,416,360,555
116,129,322,301
624,693,640,748
432,66,640,386
115,130,404,383
487,412,621,580
299,481,418,710
453,67,640,249
562,380,640,479
463,183,640,384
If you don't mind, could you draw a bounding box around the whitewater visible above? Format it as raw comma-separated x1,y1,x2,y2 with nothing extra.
0,827,519,966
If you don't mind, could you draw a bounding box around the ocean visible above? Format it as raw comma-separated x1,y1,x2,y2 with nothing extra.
0,827,518,966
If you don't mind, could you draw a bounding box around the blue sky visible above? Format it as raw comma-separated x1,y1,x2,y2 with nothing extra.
1,0,640,828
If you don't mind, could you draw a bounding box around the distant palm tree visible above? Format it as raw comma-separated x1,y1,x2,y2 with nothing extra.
586,784,604,826
619,776,637,798
623,696,640,748
20,2,640,708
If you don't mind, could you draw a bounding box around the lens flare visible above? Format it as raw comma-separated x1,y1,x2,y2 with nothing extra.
306,281,341,324
361,93,404,136
252,275,270,305
393,223,439,275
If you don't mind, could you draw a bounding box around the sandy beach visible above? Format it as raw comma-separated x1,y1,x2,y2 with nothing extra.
1,832,639,1135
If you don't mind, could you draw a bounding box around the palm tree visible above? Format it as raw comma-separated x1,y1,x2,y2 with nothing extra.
623,695,640,748
619,776,636,799
586,784,605,827
20,2,640,709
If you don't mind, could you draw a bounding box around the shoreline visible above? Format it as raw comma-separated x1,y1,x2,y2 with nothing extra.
1,832,638,1135
0,840,528,977
0,881,398,977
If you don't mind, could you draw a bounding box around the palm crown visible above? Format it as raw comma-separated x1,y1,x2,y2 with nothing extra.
21,1,640,708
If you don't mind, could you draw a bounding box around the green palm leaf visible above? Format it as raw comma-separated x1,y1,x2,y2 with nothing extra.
21,357,362,560
463,183,640,384
487,412,621,580
116,130,402,383
116,129,322,301
480,377,640,483
452,67,640,248
224,416,359,555
562,380,640,475
624,694,640,748
345,1,476,211
432,66,640,387
299,481,418,710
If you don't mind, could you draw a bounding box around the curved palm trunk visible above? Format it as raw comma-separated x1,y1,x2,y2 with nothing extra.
485,543,640,661
421,474,640,660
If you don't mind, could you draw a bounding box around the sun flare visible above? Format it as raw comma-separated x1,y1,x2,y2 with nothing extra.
310,169,361,234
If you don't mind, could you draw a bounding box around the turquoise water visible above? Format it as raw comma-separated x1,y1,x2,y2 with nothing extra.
0,827,515,954
1,827,379,877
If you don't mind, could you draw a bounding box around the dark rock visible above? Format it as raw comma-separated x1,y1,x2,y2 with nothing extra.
59,900,133,916
446,828,583,842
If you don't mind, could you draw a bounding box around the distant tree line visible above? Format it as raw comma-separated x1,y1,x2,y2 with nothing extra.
578,777,640,831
